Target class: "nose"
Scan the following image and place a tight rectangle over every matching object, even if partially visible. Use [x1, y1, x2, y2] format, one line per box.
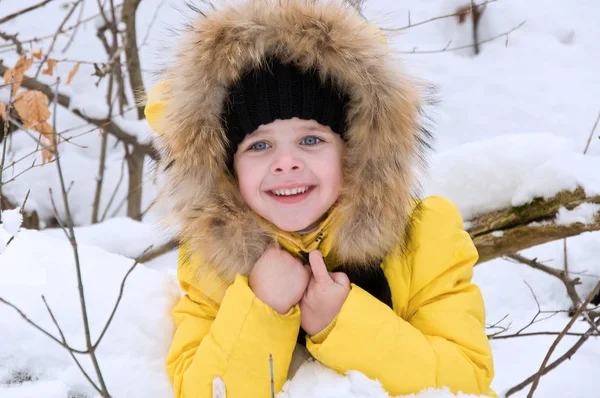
[270, 152, 304, 174]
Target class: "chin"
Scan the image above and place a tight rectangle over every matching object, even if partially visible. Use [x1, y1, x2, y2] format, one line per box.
[271, 216, 317, 233]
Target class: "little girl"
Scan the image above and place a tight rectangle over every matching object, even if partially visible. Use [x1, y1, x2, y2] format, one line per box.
[145, 1, 495, 397]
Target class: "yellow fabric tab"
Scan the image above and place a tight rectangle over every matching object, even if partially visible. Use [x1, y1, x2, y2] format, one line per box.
[144, 80, 169, 135]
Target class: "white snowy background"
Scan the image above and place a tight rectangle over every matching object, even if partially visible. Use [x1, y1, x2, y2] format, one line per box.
[1, 0, 599, 397]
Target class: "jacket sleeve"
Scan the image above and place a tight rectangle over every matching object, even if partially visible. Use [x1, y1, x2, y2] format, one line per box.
[305, 196, 495, 396]
[166, 251, 301, 397]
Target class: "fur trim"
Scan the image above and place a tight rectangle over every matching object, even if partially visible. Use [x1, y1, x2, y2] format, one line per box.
[153, 0, 430, 282]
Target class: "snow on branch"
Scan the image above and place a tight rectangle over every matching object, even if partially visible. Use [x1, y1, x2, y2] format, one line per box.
[470, 187, 600, 263]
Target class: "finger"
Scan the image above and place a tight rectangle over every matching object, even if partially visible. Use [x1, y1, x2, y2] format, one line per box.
[308, 250, 331, 284]
[330, 272, 350, 288]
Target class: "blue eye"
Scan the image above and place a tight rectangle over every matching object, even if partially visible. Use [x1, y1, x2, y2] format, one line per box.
[301, 136, 322, 146]
[250, 141, 270, 151]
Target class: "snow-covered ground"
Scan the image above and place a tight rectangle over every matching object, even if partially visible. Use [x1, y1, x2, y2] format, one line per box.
[1, 0, 599, 397]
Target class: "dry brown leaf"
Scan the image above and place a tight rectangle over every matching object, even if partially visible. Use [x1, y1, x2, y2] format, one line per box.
[3, 56, 34, 95]
[36, 121, 54, 135]
[66, 62, 80, 85]
[456, 5, 471, 24]
[41, 134, 55, 163]
[41, 59, 58, 77]
[0, 102, 6, 121]
[14, 91, 51, 129]
[32, 49, 43, 60]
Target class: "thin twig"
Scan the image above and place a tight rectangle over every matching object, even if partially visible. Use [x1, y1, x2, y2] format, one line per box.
[100, 154, 126, 221]
[0, 4, 124, 51]
[0, 31, 24, 55]
[5, 116, 55, 152]
[1, 157, 57, 187]
[525, 281, 600, 397]
[140, 0, 167, 49]
[0, 297, 88, 354]
[41, 296, 102, 394]
[1, 74, 15, 222]
[51, 77, 110, 395]
[0, 0, 57, 25]
[380, 0, 498, 33]
[136, 240, 178, 263]
[61, 0, 86, 53]
[490, 330, 599, 340]
[48, 187, 69, 239]
[93, 245, 153, 349]
[583, 110, 600, 155]
[399, 21, 526, 54]
[34, 0, 83, 80]
[507, 254, 599, 333]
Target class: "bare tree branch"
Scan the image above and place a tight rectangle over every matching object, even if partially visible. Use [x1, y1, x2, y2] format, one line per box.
[50, 77, 110, 395]
[506, 282, 600, 397]
[380, 0, 498, 33]
[136, 240, 178, 263]
[0, 63, 158, 160]
[0, 31, 24, 55]
[125, 144, 144, 220]
[61, 0, 86, 53]
[122, 0, 146, 119]
[506, 254, 583, 313]
[34, 0, 83, 80]
[1, 74, 14, 220]
[100, 154, 126, 221]
[0, 4, 124, 52]
[0, 0, 57, 25]
[92, 245, 152, 349]
[0, 296, 88, 354]
[399, 21, 525, 54]
[41, 295, 102, 394]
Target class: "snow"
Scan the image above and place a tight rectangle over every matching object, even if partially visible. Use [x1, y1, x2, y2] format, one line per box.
[1, 0, 600, 397]
[280, 362, 482, 398]
[0, 208, 23, 253]
[555, 204, 600, 226]
[41, 217, 174, 259]
[0, 229, 179, 398]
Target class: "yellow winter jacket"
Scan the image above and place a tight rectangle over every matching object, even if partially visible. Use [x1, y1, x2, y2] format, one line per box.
[167, 197, 495, 397]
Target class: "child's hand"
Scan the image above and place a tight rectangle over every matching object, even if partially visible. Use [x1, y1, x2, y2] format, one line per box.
[300, 250, 350, 336]
[249, 244, 311, 314]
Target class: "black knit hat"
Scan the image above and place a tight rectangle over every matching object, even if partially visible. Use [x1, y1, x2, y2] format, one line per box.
[222, 58, 349, 170]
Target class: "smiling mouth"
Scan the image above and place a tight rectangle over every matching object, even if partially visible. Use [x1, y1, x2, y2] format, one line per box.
[266, 185, 315, 202]
[269, 186, 312, 196]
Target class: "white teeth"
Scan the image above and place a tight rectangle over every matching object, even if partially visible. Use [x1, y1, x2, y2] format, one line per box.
[272, 186, 309, 196]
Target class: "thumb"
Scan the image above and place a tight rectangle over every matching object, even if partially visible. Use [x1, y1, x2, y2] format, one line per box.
[308, 250, 331, 284]
[330, 272, 350, 289]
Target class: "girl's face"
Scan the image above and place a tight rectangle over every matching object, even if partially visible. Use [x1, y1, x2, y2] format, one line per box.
[234, 117, 345, 232]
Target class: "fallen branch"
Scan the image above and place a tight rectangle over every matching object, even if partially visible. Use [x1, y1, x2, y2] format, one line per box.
[470, 188, 600, 263]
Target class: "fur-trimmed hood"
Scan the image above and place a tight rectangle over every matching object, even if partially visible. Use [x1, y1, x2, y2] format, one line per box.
[145, 0, 430, 283]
